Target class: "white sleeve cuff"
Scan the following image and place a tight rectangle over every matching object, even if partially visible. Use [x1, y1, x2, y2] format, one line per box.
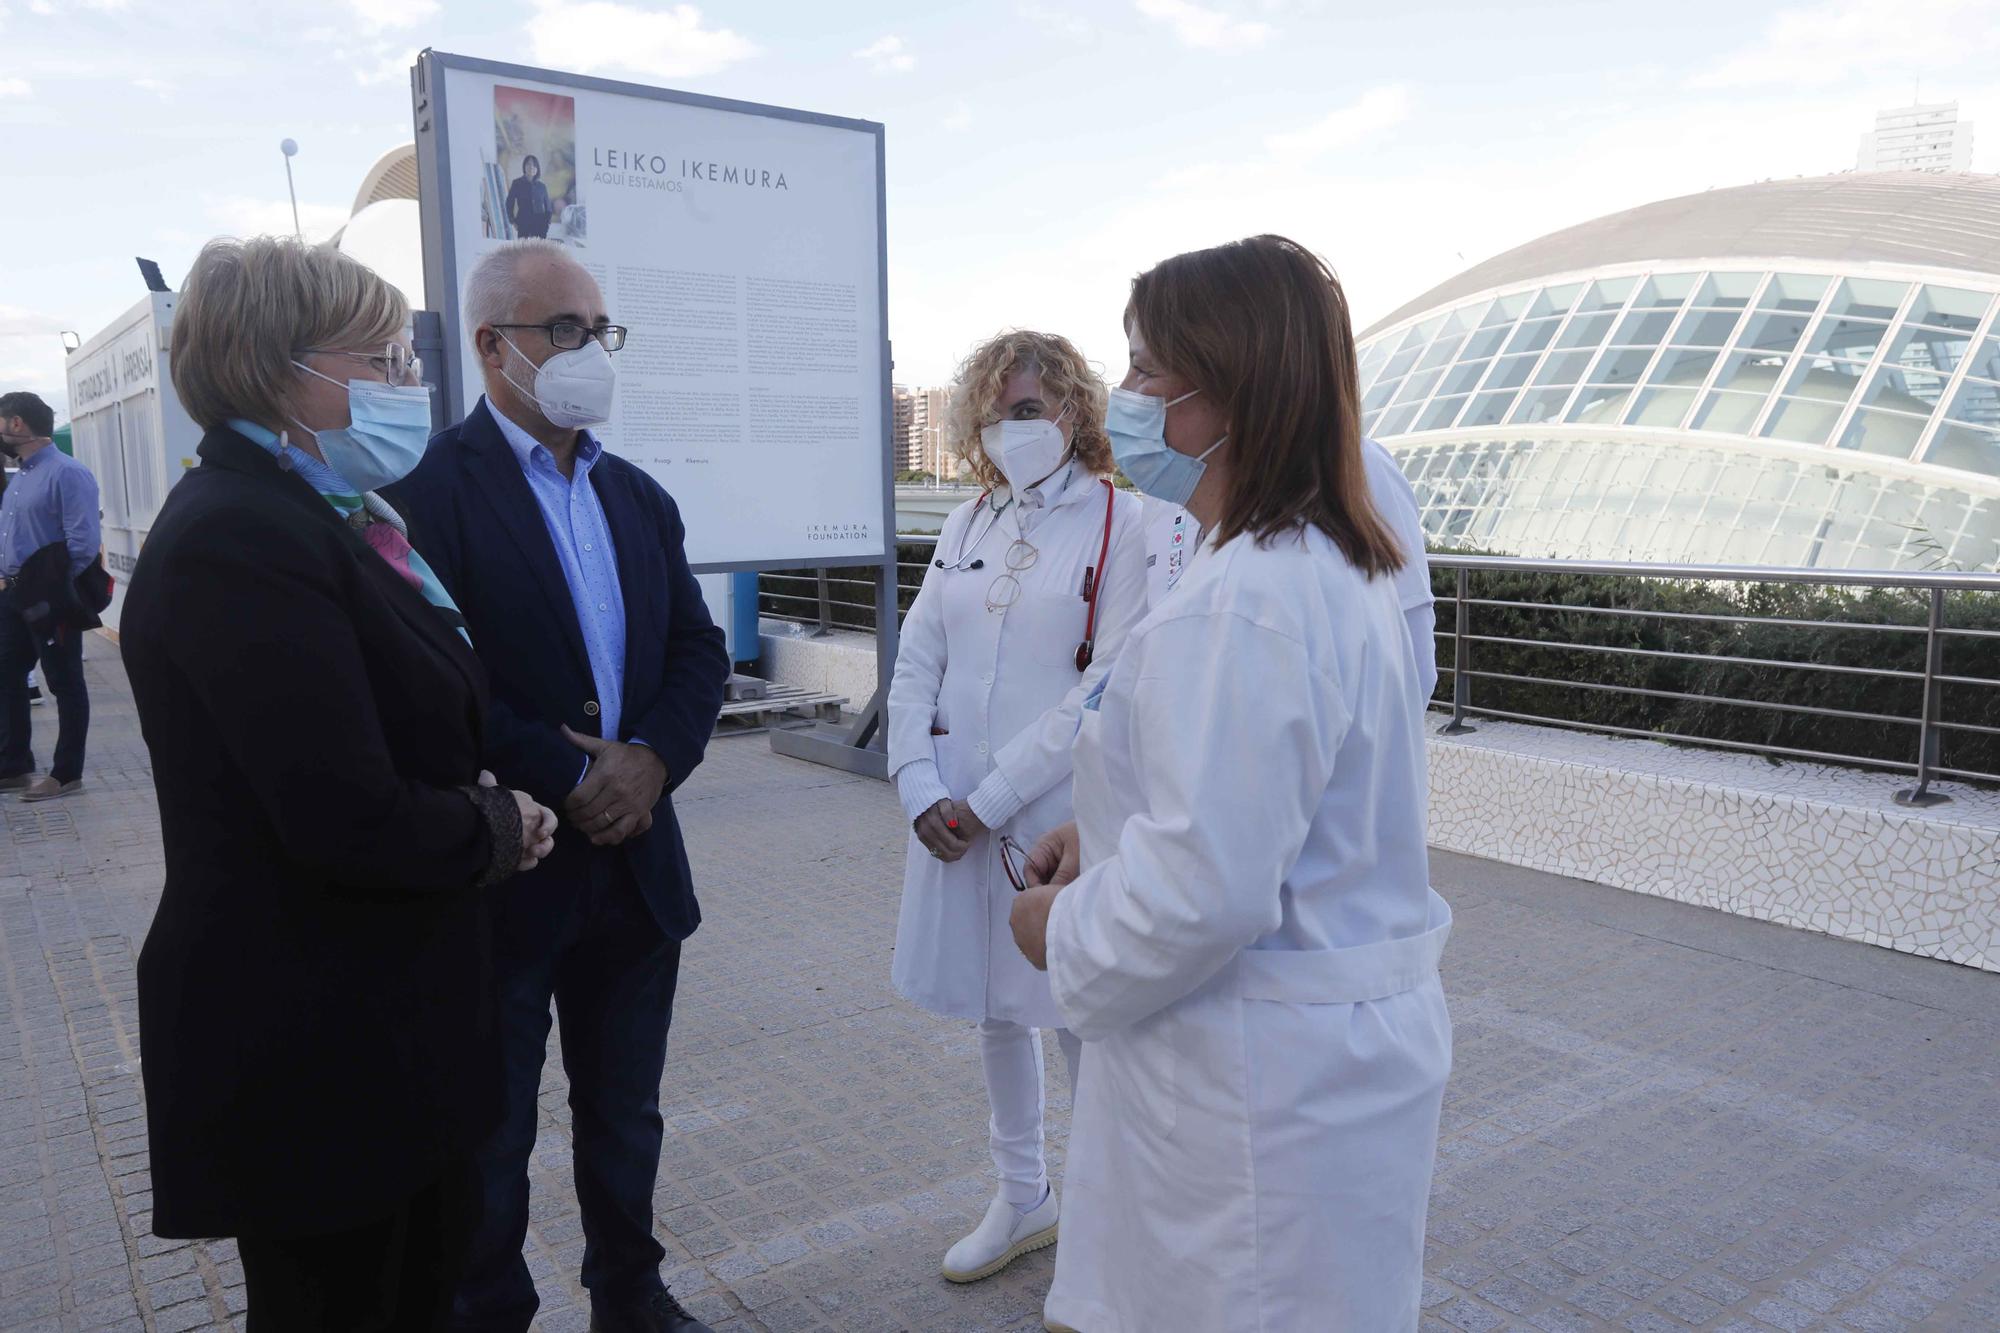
[893, 759, 953, 823]
[966, 768, 1026, 830]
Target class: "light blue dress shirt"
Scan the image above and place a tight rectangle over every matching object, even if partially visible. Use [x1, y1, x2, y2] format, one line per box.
[0, 444, 102, 579]
[488, 400, 628, 752]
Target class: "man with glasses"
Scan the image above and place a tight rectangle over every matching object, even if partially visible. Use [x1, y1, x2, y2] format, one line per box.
[391, 240, 729, 1333]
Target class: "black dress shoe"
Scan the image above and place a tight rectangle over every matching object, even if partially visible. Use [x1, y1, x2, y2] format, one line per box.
[587, 1287, 715, 1333]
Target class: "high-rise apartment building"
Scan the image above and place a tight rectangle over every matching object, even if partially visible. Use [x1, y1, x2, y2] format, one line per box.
[889, 384, 963, 479]
[1858, 102, 1974, 174]
[891, 384, 921, 471]
[916, 387, 955, 479]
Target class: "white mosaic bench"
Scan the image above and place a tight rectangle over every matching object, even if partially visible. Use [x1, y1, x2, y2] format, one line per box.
[1426, 715, 2000, 973]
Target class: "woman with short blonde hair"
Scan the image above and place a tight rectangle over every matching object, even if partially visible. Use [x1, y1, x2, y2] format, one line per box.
[168, 233, 409, 432]
[124, 235, 556, 1327]
[886, 329, 1149, 1284]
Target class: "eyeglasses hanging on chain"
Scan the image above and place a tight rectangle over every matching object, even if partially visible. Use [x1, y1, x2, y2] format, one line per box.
[985, 539, 1039, 613]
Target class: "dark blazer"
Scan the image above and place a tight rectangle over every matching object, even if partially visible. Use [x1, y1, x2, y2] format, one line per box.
[122, 426, 514, 1239]
[389, 398, 730, 941]
[9, 539, 106, 640]
[507, 176, 553, 238]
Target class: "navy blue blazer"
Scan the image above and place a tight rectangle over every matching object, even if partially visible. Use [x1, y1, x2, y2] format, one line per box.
[391, 398, 730, 940]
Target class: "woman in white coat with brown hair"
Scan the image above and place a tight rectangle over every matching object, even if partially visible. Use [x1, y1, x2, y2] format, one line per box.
[888, 329, 1148, 1284]
[1010, 236, 1454, 1333]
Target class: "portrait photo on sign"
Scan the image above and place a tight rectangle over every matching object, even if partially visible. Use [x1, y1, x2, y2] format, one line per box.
[483, 84, 585, 245]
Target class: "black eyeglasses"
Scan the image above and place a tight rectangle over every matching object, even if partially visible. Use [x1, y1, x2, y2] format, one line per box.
[492, 322, 627, 352]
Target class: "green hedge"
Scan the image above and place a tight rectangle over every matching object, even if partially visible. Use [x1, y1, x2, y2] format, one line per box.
[1432, 565, 2000, 781]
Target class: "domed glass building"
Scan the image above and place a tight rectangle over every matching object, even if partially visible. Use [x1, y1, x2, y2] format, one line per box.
[1358, 172, 2000, 569]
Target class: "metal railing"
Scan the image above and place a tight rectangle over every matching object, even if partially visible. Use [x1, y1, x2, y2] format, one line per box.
[761, 542, 2000, 802]
[758, 541, 936, 636]
[1428, 555, 2000, 805]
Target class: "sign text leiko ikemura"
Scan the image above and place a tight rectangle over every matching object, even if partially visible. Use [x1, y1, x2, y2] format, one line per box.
[416, 51, 890, 572]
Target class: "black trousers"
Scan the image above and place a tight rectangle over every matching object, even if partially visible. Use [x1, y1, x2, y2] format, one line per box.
[0, 606, 86, 783]
[451, 865, 683, 1332]
[239, 1163, 478, 1333]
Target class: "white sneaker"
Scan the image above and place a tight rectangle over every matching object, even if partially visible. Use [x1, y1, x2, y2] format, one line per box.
[941, 1189, 1059, 1283]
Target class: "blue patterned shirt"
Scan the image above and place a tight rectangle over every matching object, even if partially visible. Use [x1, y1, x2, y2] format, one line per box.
[488, 399, 628, 748]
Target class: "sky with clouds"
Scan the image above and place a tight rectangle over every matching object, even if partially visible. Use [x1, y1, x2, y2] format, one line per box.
[6, 0, 2000, 420]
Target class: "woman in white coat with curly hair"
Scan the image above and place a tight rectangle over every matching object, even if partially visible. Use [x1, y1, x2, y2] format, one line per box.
[887, 330, 1149, 1284]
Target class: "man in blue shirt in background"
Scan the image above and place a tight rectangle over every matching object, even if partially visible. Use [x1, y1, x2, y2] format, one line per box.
[0, 390, 100, 801]
[393, 241, 729, 1333]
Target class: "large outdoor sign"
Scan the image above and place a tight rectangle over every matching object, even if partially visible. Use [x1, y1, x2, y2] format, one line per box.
[411, 50, 892, 571]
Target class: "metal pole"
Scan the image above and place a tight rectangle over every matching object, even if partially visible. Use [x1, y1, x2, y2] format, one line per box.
[280, 138, 303, 239]
[411, 310, 447, 435]
[813, 568, 832, 638]
[1895, 586, 1950, 807]
[1441, 565, 1476, 736]
[875, 551, 898, 696]
[284, 160, 302, 238]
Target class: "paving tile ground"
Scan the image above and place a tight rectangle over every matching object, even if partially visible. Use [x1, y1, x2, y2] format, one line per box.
[3, 646, 1999, 1331]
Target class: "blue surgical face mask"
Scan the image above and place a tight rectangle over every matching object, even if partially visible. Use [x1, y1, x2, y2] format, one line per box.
[290, 362, 434, 493]
[1106, 385, 1226, 508]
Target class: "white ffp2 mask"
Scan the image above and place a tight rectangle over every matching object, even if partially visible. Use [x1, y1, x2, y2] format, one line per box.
[501, 333, 616, 428]
[981, 403, 1073, 493]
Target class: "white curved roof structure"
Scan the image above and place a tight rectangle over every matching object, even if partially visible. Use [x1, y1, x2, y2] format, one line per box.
[336, 198, 425, 311]
[1366, 172, 2000, 338]
[351, 144, 419, 216]
[333, 145, 424, 311]
[1358, 172, 2000, 571]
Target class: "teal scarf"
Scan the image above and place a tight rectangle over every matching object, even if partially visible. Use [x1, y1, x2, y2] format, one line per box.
[229, 419, 470, 645]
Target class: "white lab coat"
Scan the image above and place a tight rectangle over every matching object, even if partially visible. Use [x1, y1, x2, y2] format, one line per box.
[1364, 438, 1440, 700]
[1143, 439, 1438, 697]
[888, 468, 1150, 1028]
[1044, 524, 1453, 1333]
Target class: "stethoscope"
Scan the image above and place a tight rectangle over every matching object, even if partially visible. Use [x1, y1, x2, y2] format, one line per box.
[932, 469, 1115, 672]
[931, 488, 1012, 573]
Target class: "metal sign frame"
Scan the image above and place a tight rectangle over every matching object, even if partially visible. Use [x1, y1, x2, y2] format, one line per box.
[410, 48, 897, 774]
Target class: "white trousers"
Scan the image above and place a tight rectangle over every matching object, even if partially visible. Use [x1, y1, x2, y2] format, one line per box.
[979, 1018, 1083, 1208]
